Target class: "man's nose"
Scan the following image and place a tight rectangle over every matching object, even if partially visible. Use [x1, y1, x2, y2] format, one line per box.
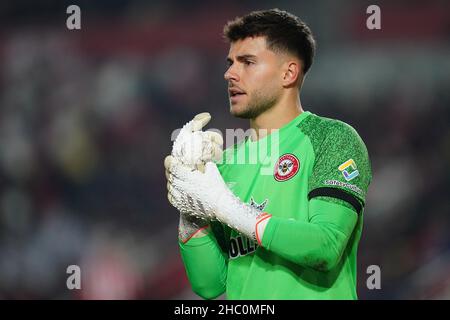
[224, 65, 239, 82]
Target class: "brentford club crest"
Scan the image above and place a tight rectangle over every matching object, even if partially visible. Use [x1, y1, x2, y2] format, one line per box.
[274, 153, 300, 181]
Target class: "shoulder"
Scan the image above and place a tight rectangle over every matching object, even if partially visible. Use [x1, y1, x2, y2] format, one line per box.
[305, 114, 373, 204]
[301, 113, 367, 154]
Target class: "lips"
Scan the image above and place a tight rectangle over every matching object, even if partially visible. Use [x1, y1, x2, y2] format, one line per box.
[229, 88, 246, 105]
[228, 87, 246, 97]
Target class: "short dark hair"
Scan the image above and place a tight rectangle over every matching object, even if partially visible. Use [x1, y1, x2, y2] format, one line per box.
[223, 8, 316, 74]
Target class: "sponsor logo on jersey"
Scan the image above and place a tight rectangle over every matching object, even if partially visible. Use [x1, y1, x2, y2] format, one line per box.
[249, 197, 268, 211]
[274, 153, 300, 181]
[324, 179, 364, 195]
[229, 235, 258, 259]
[338, 159, 359, 181]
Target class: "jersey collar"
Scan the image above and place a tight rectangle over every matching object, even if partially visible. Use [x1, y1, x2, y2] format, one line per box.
[245, 110, 311, 146]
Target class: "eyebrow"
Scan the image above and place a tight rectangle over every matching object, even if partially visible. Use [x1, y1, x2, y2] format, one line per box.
[226, 54, 258, 64]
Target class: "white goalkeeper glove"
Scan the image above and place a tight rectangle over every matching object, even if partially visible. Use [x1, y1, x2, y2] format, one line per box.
[166, 158, 272, 245]
[165, 113, 223, 243]
[171, 112, 222, 170]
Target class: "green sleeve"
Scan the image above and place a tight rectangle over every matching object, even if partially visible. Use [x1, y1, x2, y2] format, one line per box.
[308, 120, 372, 214]
[261, 198, 357, 272]
[179, 229, 228, 299]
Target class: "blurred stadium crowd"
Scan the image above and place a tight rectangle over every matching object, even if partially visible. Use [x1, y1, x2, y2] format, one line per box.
[0, 0, 449, 299]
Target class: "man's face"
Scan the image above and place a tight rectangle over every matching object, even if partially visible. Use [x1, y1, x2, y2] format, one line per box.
[225, 36, 283, 119]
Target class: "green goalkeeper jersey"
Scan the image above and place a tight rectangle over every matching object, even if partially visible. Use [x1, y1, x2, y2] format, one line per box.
[179, 111, 372, 299]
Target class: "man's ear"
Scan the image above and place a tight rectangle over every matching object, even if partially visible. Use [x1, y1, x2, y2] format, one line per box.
[282, 60, 302, 87]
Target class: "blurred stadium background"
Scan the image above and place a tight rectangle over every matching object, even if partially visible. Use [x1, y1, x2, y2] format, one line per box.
[0, 0, 449, 299]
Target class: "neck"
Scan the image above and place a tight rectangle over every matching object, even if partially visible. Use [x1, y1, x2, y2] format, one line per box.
[249, 94, 303, 141]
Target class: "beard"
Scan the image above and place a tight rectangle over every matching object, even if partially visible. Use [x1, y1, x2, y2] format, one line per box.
[230, 89, 279, 119]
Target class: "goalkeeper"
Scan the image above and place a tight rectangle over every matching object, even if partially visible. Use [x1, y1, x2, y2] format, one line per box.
[165, 9, 372, 299]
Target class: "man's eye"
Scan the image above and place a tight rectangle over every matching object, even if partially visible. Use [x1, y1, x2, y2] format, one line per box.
[244, 60, 254, 66]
